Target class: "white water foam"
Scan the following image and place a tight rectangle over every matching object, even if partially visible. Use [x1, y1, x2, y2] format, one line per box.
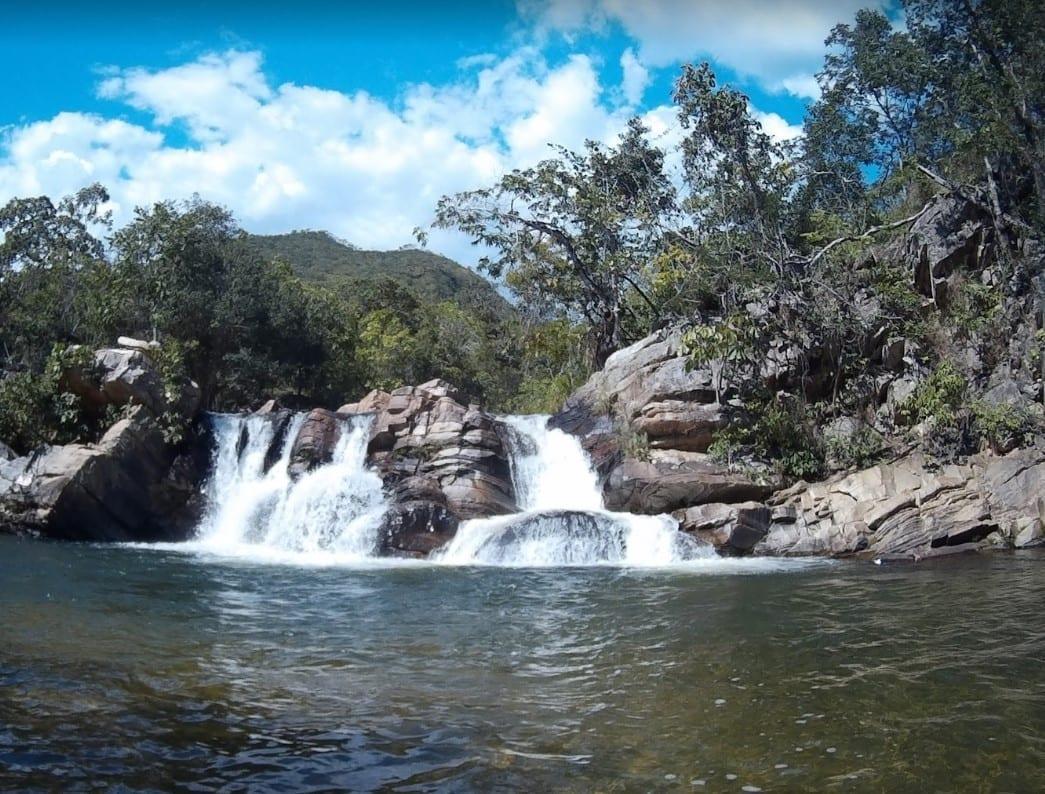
[140, 410, 827, 573]
[436, 415, 713, 566]
[180, 412, 388, 564]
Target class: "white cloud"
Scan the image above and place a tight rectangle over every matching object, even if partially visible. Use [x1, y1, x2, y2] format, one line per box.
[0, 49, 654, 264]
[522, 0, 887, 96]
[620, 48, 649, 106]
[752, 110, 803, 142]
[0, 44, 804, 266]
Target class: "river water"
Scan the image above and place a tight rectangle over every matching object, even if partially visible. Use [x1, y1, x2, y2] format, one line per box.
[2, 539, 1044, 791]
[2, 413, 1045, 790]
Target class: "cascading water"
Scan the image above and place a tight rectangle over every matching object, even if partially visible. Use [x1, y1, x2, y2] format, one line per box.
[178, 411, 710, 567]
[436, 415, 710, 566]
[188, 412, 388, 563]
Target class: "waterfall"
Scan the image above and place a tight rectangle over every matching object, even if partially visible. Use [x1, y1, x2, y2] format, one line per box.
[190, 412, 388, 563]
[436, 415, 710, 566]
[179, 411, 709, 567]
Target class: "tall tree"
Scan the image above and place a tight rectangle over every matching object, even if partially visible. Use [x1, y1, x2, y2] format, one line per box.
[431, 119, 674, 365]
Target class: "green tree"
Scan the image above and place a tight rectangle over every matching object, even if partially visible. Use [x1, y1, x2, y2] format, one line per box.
[432, 118, 674, 366]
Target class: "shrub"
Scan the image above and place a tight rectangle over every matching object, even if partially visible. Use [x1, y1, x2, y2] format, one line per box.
[900, 361, 966, 426]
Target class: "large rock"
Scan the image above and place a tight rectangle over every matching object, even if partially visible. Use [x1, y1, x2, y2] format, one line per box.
[0, 406, 204, 541]
[550, 329, 725, 484]
[754, 447, 1045, 559]
[341, 381, 516, 532]
[287, 408, 342, 479]
[604, 450, 771, 514]
[64, 344, 201, 421]
[675, 501, 772, 554]
[905, 194, 992, 305]
[379, 476, 459, 557]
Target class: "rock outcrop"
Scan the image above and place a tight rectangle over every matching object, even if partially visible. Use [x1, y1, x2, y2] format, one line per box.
[338, 379, 516, 552]
[605, 450, 770, 514]
[0, 406, 203, 541]
[674, 447, 1044, 559]
[0, 341, 206, 541]
[65, 345, 200, 422]
[287, 408, 343, 478]
[551, 329, 768, 514]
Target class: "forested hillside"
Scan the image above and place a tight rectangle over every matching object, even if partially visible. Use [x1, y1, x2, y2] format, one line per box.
[243, 231, 513, 317]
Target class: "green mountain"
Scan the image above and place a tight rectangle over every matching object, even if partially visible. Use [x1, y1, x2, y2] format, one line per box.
[244, 230, 512, 315]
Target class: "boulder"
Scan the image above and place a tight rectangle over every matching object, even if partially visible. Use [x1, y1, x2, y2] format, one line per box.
[604, 450, 771, 514]
[64, 345, 200, 421]
[359, 381, 516, 525]
[550, 329, 724, 479]
[379, 476, 459, 557]
[675, 501, 771, 554]
[0, 406, 203, 541]
[287, 408, 342, 479]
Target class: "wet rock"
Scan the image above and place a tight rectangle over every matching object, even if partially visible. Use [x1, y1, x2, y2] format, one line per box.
[287, 408, 342, 479]
[359, 381, 516, 524]
[675, 501, 771, 554]
[379, 476, 459, 557]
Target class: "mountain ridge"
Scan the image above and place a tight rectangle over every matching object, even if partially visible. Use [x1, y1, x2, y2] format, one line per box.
[243, 230, 512, 315]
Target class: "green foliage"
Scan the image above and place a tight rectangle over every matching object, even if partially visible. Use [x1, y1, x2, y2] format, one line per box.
[709, 396, 825, 481]
[151, 340, 193, 445]
[970, 400, 1034, 452]
[682, 313, 758, 401]
[356, 308, 419, 392]
[243, 231, 513, 318]
[615, 422, 651, 463]
[0, 345, 94, 453]
[901, 361, 967, 426]
[432, 117, 673, 366]
[826, 426, 885, 470]
[945, 278, 1000, 337]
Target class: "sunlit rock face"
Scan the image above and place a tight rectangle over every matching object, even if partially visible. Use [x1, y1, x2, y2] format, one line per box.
[341, 379, 516, 522]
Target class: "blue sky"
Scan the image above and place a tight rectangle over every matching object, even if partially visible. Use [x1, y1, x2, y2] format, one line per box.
[0, 0, 888, 263]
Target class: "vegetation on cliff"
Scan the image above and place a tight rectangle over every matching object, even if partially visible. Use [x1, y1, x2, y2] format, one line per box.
[432, 0, 1045, 477]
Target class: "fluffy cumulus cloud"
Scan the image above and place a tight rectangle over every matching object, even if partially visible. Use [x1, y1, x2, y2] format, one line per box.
[521, 0, 889, 98]
[0, 44, 804, 263]
[0, 49, 661, 262]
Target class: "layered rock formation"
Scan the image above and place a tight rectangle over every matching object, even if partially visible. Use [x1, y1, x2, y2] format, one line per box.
[550, 329, 770, 515]
[672, 446, 1045, 559]
[340, 379, 516, 556]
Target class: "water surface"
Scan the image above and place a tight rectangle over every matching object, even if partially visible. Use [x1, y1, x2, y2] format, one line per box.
[2, 538, 1043, 791]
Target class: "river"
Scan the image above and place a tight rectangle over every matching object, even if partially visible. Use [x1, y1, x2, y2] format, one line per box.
[2, 539, 1043, 791]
